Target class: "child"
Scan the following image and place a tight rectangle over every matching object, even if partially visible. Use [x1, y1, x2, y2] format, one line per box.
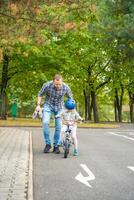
[57, 98, 82, 156]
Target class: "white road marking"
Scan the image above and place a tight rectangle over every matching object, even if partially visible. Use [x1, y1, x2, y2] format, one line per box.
[128, 166, 134, 172]
[116, 131, 134, 136]
[75, 164, 95, 188]
[129, 133, 134, 136]
[108, 132, 134, 141]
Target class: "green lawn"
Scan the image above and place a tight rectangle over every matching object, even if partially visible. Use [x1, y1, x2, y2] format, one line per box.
[0, 118, 120, 128]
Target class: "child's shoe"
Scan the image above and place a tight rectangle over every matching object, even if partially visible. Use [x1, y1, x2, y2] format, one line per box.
[73, 149, 79, 156]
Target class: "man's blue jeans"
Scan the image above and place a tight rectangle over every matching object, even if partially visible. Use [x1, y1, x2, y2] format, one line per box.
[42, 104, 61, 147]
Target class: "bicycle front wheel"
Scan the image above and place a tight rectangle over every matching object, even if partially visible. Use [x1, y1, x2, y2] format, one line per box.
[64, 139, 69, 158]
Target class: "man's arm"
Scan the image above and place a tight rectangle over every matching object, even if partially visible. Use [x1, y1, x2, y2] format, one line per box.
[36, 96, 42, 111]
[36, 82, 49, 111]
[38, 82, 49, 97]
[37, 96, 42, 106]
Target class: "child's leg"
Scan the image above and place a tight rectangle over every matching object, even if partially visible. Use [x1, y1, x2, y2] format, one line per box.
[71, 126, 78, 150]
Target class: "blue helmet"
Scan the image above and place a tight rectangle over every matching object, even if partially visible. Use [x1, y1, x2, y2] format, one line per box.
[65, 98, 76, 110]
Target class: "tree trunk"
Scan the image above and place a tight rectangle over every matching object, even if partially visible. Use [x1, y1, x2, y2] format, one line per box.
[129, 92, 134, 123]
[119, 84, 124, 122]
[83, 89, 90, 120]
[0, 53, 9, 120]
[130, 103, 134, 123]
[83, 89, 92, 121]
[87, 94, 92, 120]
[114, 85, 124, 123]
[83, 89, 88, 120]
[91, 90, 99, 123]
[114, 99, 118, 122]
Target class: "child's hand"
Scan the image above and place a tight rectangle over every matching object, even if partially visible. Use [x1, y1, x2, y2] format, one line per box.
[63, 120, 68, 125]
[77, 118, 83, 123]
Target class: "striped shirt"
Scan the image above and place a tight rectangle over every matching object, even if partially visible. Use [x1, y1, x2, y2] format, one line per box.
[38, 81, 72, 111]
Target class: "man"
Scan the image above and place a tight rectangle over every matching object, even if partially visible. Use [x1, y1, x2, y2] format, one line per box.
[36, 74, 73, 154]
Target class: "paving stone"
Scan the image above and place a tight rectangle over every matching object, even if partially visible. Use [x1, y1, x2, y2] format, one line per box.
[0, 128, 30, 200]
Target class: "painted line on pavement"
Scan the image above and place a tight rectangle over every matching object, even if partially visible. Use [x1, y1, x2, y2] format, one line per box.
[129, 133, 134, 136]
[108, 132, 134, 141]
[116, 132, 134, 136]
[75, 164, 95, 188]
[127, 166, 134, 172]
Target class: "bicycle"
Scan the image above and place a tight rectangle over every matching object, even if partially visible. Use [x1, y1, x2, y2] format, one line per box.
[61, 120, 81, 158]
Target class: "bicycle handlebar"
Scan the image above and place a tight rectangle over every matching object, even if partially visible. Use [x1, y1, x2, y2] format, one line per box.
[62, 119, 83, 125]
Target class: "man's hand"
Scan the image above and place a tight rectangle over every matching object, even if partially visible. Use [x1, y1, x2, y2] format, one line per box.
[36, 105, 41, 112]
[33, 107, 43, 119]
[55, 114, 60, 119]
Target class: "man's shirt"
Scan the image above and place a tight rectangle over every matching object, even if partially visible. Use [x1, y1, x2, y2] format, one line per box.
[38, 81, 72, 111]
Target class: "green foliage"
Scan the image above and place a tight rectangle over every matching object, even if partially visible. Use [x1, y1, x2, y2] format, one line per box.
[0, 0, 134, 121]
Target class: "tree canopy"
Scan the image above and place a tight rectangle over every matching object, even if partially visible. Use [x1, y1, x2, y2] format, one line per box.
[0, 0, 134, 122]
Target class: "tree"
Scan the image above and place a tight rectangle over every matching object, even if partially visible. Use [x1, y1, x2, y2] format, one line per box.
[95, 0, 134, 122]
[0, 0, 98, 119]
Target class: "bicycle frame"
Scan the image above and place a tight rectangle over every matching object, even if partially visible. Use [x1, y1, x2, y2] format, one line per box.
[62, 124, 74, 158]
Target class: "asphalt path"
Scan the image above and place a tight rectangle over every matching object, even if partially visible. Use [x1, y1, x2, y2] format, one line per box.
[29, 125, 134, 200]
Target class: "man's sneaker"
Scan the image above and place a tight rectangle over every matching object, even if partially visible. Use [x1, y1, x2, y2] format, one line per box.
[53, 146, 56, 152]
[73, 149, 79, 156]
[54, 146, 60, 154]
[44, 144, 51, 153]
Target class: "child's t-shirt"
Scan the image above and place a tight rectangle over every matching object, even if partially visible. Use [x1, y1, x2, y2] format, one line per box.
[59, 109, 82, 121]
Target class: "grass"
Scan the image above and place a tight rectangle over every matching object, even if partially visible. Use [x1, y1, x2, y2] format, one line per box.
[0, 118, 42, 126]
[0, 117, 120, 128]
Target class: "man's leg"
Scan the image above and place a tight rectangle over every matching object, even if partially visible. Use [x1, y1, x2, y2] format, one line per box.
[42, 105, 51, 153]
[53, 112, 62, 153]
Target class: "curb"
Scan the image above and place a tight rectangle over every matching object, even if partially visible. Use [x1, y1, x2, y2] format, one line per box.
[28, 131, 33, 200]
